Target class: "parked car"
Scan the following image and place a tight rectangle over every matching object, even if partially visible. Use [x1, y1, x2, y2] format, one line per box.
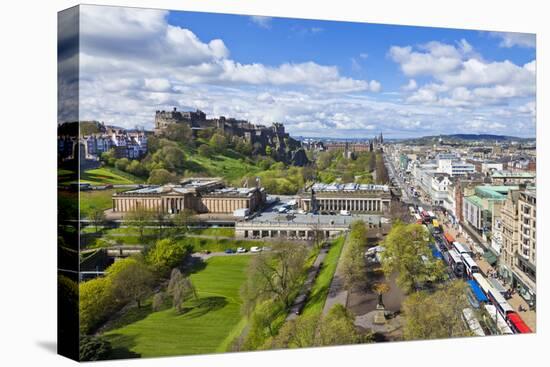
[261, 246, 272, 252]
[250, 246, 262, 253]
[224, 248, 235, 254]
[236, 247, 247, 253]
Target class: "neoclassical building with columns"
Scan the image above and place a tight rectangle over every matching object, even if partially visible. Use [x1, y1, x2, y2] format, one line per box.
[112, 178, 266, 215]
[298, 182, 392, 214]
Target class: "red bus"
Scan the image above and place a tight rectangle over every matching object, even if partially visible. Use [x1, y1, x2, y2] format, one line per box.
[507, 312, 532, 334]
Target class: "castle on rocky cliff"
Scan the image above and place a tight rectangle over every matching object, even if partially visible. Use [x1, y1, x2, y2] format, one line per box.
[154, 107, 309, 166]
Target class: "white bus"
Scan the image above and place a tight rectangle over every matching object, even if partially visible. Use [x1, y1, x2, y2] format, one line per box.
[483, 304, 513, 335]
[448, 249, 465, 278]
[452, 242, 473, 257]
[487, 286, 514, 316]
[462, 308, 485, 336]
[461, 253, 480, 278]
[473, 273, 493, 295]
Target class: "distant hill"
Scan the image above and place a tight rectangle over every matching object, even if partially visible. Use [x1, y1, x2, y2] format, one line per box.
[399, 134, 535, 144]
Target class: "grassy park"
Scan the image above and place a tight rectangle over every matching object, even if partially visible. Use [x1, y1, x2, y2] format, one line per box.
[104, 255, 251, 358]
[81, 167, 144, 185]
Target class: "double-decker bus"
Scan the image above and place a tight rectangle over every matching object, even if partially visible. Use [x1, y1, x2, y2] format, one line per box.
[447, 249, 465, 278]
[461, 253, 480, 278]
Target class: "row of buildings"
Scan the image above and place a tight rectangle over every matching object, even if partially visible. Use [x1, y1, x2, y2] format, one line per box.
[112, 178, 266, 215]
[57, 123, 148, 161]
[80, 128, 148, 160]
[113, 179, 392, 216]
[388, 142, 536, 307]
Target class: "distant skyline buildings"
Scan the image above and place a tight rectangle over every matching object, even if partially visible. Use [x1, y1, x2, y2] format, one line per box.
[72, 5, 536, 138]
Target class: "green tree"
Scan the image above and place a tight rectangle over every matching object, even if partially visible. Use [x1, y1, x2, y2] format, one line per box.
[126, 159, 148, 177]
[146, 238, 190, 275]
[243, 299, 285, 350]
[79, 335, 112, 361]
[317, 304, 363, 346]
[402, 280, 471, 340]
[152, 291, 165, 312]
[125, 207, 154, 241]
[79, 276, 114, 333]
[114, 157, 129, 171]
[110, 257, 155, 308]
[341, 221, 368, 294]
[268, 313, 319, 349]
[89, 207, 106, 233]
[241, 241, 308, 313]
[164, 123, 193, 144]
[198, 143, 212, 157]
[100, 148, 117, 166]
[147, 168, 177, 185]
[209, 133, 227, 153]
[167, 268, 198, 313]
[172, 208, 196, 233]
[380, 222, 446, 293]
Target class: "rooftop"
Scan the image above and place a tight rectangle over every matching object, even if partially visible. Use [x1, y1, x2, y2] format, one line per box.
[492, 170, 535, 178]
[310, 182, 389, 192]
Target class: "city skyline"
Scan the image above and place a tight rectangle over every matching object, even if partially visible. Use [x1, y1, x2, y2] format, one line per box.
[74, 5, 536, 138]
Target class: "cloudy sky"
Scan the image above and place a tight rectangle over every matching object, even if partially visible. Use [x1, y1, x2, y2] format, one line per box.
[71, 5, 536, 138]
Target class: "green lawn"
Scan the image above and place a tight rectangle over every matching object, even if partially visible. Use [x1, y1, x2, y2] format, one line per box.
[79, 189, 118, 218]
[182, 144, 261, 184]
[104, 255, 251, 358]
[80, 167, 144, 185]
[301, 236, 345, 317]
[188, 227, 235, 237]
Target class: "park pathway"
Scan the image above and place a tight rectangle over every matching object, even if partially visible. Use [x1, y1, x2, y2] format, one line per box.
[286, 247, 329, 321]
[322, 233, 350, 315]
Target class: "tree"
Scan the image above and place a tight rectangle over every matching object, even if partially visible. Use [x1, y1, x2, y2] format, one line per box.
[164, 123, 193, 144]
[375, 152, 389, 184]
[241, 241, 308, 313]
[380, 222, 446, 293]
[242, 299, 286, 350]
[126, 159, 148, 177]
[89, 207, 106, 233]
[79, 335, 112, 361]
[114, 157, 129, 171]
[198, 143, 212, 157]
[152, 291, 165, 312]
[125, 207, 153, 241]
[167, 268, 198, 313]
[172, 208, 195, 233]
[340, 221, 368, 294]
[209, 133, 228, 153]
[317, 304, 363, 346]
[100, 148, 117, 166]
[110, 257, 155, 308]
[402, 280, 471, 340]
[268, 313, 319, 349]
[79, 276, 114, 333]
[153, 210, 169, 238]
[147, 168, 177, 185]
[146, 238, 190, 276]
[372, 282, 390, 307]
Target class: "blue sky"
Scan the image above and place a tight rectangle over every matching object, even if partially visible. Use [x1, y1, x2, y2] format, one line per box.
[74, 5, 536, 138]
